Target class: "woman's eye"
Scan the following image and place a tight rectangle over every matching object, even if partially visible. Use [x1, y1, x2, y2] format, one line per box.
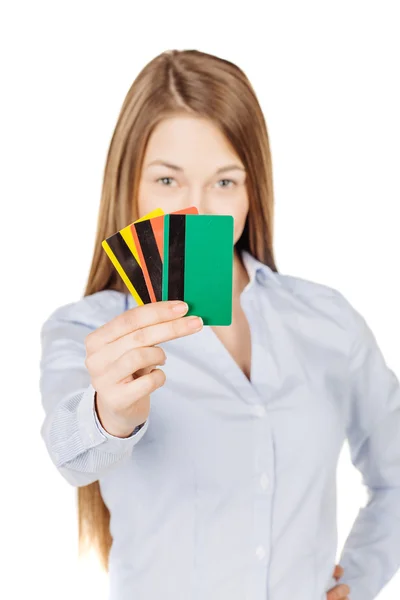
[217, 179, 236, 188]
[156, 177, 175, 186]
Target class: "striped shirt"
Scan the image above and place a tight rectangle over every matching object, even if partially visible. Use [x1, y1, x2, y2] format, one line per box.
[39, 250, 400, 600]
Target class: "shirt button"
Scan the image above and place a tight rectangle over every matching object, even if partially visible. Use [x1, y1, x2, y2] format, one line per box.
[260, 473, 269, 490]
[255, 545, 266, 560]
[253, 405, 266, 417]
[256, 271, 267, 285]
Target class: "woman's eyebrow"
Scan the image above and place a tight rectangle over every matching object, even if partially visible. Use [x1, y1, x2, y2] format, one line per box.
[146, 160, 245, 174]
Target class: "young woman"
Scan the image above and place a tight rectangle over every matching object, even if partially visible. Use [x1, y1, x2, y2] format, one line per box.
[39, 49, 400, 600]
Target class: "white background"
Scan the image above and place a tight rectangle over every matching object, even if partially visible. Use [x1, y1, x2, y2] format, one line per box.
[1, 1, 399, 598]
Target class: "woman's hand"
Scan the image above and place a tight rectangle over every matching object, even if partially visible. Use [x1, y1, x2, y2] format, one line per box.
[84, 300, 203, 437]
[327, 564, 350, 599]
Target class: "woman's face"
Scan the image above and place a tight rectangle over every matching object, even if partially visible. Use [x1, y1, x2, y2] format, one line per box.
[137, 115, 249, 244]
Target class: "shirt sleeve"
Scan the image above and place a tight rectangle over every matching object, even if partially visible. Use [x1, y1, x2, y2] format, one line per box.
[39, 298, 149, 488]
[337, 295, 400, 600]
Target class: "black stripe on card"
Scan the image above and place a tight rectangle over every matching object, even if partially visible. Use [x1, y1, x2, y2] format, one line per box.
[134, 219, 163, 301]
[167, 214, 186, 301]
[106, 231, 151, 304]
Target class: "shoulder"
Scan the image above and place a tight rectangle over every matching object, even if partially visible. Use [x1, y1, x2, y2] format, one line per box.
[41, 289, 129, 333]
[274, 270, 339, 299]
[273, 270, 346, 308]
[271, 270, 361, 342]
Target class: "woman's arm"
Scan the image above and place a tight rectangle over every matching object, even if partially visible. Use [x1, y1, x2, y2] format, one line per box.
[39, 297, 149, 487]
[336, 293, 400, 600]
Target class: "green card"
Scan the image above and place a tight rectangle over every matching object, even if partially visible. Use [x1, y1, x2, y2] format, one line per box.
[162, 214, 234, 325]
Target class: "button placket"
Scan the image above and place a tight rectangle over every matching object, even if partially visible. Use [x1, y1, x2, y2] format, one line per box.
[260, 472, 269, 490]
[247, 400, 275, 599]
[243, 281, 277, 599]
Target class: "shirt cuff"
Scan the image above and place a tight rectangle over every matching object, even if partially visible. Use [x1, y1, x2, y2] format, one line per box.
[93, 397, 146, 438]
[76, 382, 149, 455]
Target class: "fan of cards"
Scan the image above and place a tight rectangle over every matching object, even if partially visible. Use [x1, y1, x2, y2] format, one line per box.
[102, 206, 234, 325]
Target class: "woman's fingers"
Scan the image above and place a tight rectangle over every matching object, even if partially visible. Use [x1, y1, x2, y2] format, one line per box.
[117, 368, 167, 406]
[86, 314, 202, 374]
[94, 346, 166, 387]
[134, 364, 159, 379]
[122, 315, 203, 350]
[328, 566, 349, 600]
[333, 564, 344, 580]
[326, 583, 350, 600]
[85, 300, 190, 351]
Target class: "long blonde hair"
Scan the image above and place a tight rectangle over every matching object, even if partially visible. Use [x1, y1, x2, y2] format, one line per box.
[80, 48, 279, 572]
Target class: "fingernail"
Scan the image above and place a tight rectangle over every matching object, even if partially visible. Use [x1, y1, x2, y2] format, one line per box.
[187, 316, 203, 330]
[171, 302, 189, 314]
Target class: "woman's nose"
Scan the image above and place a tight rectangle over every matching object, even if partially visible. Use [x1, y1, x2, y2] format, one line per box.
[185, 192, 206, 214]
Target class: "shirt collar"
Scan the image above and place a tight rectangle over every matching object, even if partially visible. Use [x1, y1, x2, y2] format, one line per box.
[241, 249, 281, 290]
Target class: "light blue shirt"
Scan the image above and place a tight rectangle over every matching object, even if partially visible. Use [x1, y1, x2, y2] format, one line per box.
[39, 250, 400, 600]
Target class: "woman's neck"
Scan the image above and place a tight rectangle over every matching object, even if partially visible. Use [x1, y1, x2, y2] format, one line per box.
[232, 249, 250, 302]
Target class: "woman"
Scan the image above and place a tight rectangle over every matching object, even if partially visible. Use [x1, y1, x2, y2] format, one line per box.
[39, 49, 400, 600]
